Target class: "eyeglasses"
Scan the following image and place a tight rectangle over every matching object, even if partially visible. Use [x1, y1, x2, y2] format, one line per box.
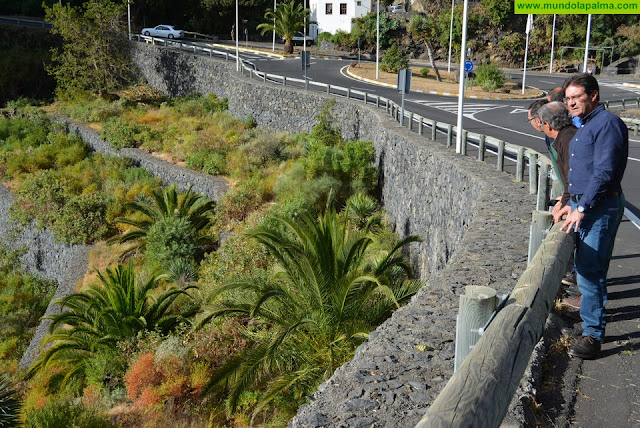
[563, 92, 586, 103]
[526, 117, 539, 123]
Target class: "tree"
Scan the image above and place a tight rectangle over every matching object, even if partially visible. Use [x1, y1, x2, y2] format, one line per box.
[198, 196, 422, 423]
[43, 0, 132, 98]
[28, 260, 196, 386]
[112, 185, 216, 264]
[256, 0, 310, 54]
[407, 13, 442, 82]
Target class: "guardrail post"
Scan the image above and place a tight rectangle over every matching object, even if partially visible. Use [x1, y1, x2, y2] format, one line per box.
[622, 99, 626, 110]
[528, 210, 553, 265]
[408, 112, 414, 130]
[516, 146, 526, 182]
[636, 97, 639, 107]
[497, 140, 505, 171]
[347, 88, 351, 99]
[376, 96, 380, 108]
[461, 131, 468, 156]
[386, 101, 390, 114]
[264, 72, 267, 83]
[536, 163, 550, 211]
[431, 120, 437, 141]
[327, 84, 331, 95]
[193, 46, 197, 53]
[225, 53, 229, 61]
[529, 152, 538, 195]
[447, 124, 453, 148]
[283, 77, 286, 87]
[635, 124, 639, 136]
[418, 117, 423, 135]
[478, 135, 486, 161]
[364, 93, 368, 104]
[453, 286, 497, 373]
[305, 78, 308, 90]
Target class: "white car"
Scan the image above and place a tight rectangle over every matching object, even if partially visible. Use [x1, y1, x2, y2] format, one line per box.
[283, 32, 314, 47]
[387, 4, 404, 12]
[141, 25, 184, 39]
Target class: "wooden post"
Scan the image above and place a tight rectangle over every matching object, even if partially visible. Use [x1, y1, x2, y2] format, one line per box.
[454, 286, 497, 373]
[497, 141, 505, 172]
[417, 223, 574, 428]
[447, 124, 453, 148]
[528, 210, 553, 265]
[529, 153, 538, 195]
[478, 135, 486, 161]
[516, 147, 525, 182]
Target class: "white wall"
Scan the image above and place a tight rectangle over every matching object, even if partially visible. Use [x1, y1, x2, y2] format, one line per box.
[309, 0, 372, 35]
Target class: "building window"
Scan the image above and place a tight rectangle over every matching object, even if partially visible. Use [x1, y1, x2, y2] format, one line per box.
[340, 3, 347, 14]
[356, 0, 361, 5]
[326, 3, 332, 14]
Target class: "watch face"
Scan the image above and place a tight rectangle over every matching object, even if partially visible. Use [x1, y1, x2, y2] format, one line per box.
[578, 205, 585, 213]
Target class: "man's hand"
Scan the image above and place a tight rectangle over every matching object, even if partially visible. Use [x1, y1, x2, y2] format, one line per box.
[560, 208, 584, 233]
[552, 202, 571, 223]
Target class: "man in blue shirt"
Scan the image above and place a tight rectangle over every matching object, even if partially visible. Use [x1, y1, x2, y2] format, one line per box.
[560, 73, 628, 359]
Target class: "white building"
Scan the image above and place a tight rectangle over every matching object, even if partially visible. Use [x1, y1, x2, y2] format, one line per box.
[308, 0, 377, 39]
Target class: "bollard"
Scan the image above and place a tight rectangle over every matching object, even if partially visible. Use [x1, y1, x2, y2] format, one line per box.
[431, 120, 437, 141]
[529, 152, 538, 195]
[497, 140, 505, 171]
[527, 210, 554, 265]
[516, 146, 525, 182]
[478, 135, 486, 161]
[447, 124, 453, 148]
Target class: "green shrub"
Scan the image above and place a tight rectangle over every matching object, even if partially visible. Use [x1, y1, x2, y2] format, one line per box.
[145, 216, 199, 267]
[24, 399, 116, 428]
[51, 192, 111, 244]
[317, 31, 332, 42]
[380, 43, 408, 73]
[186, 151, 227, 175]
[102, 117, 151, 149]
[420, 68, 430, 77]
[474, 62, 505, 91]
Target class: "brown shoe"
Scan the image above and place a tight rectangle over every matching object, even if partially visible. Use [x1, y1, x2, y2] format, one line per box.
[561, 325, 583, 337]
[562, 294, 581, 310]
[568, 335, 601, 359]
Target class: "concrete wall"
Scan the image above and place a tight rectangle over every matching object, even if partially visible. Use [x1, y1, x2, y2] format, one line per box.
[130, 42, 537, 426]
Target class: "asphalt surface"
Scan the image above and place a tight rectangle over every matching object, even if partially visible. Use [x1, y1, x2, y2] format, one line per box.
[215, 40, 640, 427]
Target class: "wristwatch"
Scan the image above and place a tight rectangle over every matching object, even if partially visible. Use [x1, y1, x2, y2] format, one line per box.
[577, 205, 585, 213]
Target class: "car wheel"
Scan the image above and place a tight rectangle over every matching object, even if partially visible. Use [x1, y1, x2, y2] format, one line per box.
[144, 31, 150, 36]
[168, 34, 174, 39]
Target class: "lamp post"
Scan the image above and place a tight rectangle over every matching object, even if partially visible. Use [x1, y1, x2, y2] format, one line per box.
[235, 0, 239, 72]
[447, 0, 454, 72]
[522, 14, 533, 95]
[455, 0, 469, 154]
[376, 1, 380, 79]
[549, 14, 556, 73]
[127, 0, 131, 40]
[583, 14, 592, 72]
[272, 0, 276, 51]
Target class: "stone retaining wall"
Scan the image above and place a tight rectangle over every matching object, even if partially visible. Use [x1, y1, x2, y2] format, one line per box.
[130, 42, 538, 426]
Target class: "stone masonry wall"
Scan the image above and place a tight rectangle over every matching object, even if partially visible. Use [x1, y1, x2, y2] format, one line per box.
[130, 42, 537, 426]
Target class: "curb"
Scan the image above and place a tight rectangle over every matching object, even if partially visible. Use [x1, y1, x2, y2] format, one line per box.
[209, 43, 341, 60]
[622, 82, 640, 89]
[346, 66, 544, 100]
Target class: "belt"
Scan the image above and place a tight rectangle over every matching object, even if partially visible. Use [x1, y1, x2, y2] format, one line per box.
[570, 191, 620, 203]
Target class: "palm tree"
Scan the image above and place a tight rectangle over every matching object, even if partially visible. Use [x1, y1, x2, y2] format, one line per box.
[407, 13, 443, 82]
[257, 0, 310, 54]
[0, 376, 20, 427]
[198, 196, 422, 423]
[111, 185, 216, 261]
[28, 260, 196, 386]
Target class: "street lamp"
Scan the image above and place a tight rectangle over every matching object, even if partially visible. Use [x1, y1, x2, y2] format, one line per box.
[235, 0, 239, 71]
[447, 0, 454, 72]
[376, 1, 380, 79]
[583, 14, 592, 72]
[127, 0, 131, 40]
[455, 0, 469, 154]
[272, 0, 276, 52]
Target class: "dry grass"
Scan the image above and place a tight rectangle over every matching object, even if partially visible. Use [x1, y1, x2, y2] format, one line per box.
[76, 241, 130, 292]
[349, 62, 545, 99]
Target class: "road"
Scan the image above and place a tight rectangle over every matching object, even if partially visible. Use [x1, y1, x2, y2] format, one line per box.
[227, 48, 640, 221]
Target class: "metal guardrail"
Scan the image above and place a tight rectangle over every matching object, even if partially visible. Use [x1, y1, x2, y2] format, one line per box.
[0, 16, 51, 28]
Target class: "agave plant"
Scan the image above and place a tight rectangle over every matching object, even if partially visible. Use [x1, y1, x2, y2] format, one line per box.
[199, 196, 422, 422]
[0, 376, 20, 427]
[28, 260, 196, 386]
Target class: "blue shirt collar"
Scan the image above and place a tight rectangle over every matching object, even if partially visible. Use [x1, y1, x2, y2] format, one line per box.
[578, 103, 605, 126]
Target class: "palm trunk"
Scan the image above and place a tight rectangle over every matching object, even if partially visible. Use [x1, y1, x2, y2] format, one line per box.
[425, 41, 442, 82]
[284, 38, 294, 54]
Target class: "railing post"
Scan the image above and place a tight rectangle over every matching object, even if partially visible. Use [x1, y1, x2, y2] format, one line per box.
[516, 146, 526, 182]
[264, 72, 267, 83]
[347, 88, 351, 99]
[386, 101, 390, 114]
[431, 120, 437, 141]
[528, 210, 554, 265]
[418, 117, 423, 135]
[622, 99, 626, 110]
[635, 123, 639, 136]
[536, 162, 550, 211]
[529, 152, 539, 195]
[636, 97, 639, 107]
[461, 130, 468, 156]
[497, 140, 505, 171]
[408, 112, 414, 130]
[283, 77, 286, 86]
[364, 93, 368, 104]
[376, 96, 380, 108]
[327, 84, 331, 95]
[447, 124, 453, 148]
[478, 135, 486, 161]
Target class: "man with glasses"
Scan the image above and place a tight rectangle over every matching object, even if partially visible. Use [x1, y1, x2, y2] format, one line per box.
[560, 73, 628, 359]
